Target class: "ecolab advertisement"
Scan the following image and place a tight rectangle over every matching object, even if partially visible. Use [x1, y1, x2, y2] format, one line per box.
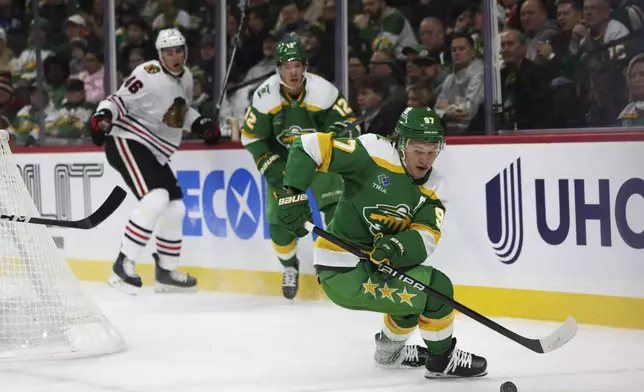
[11, 140, 644, 300]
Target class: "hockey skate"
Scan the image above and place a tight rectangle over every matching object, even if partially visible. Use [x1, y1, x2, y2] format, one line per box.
[108, 252, 143, 295]
[374, 332, 428, 368]
[424, 338, 487, 378]
[281, 261, 299, 300]
[152, 253, 197, 293]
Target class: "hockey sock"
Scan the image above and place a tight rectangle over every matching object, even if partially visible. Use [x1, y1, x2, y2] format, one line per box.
[382, 313, 418, 342]
[320, 203, 337, 226]
[121, 188, 170, 261]
[154, 199, 186, 271]
[269, 224, 298, 268]
[419, 268, 455, 355]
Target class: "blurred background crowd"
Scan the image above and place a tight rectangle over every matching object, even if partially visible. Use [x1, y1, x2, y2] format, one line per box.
[0, 0, 643, 146]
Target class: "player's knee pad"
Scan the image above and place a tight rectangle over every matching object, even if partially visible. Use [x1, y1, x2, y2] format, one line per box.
[160, 199, 186, 227]
[138, 188, 170, 219]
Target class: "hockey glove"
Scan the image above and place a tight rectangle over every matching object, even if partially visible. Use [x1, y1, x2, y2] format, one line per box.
[90, 109, 113, 146]
[273, 188, 312, 238]
[370, 233, 405, 266]
[257, 153, 286, 188]
[191, 116, 221, 145]
[328, 120, 357, 138]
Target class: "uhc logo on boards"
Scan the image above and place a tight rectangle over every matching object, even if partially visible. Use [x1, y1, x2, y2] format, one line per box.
[485, 158, 644, 264]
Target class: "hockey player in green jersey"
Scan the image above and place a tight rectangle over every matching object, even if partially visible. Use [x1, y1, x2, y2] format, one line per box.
[241, 36, 358, 300]
[273, 107, 488, 378]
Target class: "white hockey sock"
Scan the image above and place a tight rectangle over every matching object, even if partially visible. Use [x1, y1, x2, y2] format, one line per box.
[154, 199, 185, 271]
[120, 189, 170, 261]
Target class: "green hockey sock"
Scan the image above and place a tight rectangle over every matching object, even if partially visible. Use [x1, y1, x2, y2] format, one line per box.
[419, 268, 455, 355]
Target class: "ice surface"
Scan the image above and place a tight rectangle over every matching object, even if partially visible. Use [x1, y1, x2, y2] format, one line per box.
[0, 283, 642, 392]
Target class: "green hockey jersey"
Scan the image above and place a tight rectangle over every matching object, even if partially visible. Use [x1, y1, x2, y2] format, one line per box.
[241, 72, 358, 166]
[284, 132, 448, 269]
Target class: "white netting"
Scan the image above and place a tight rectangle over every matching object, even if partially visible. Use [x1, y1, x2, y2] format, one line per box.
[0, 130, 125, 361]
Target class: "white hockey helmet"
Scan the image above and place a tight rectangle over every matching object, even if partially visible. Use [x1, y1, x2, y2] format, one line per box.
[155, 28, 187, 75]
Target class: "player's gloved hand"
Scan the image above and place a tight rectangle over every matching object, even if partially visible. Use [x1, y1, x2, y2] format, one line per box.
[370, 233, 404, 265]
[257, 153, 285, 188]
[328, 120, 356, 138]
[191, 116, 221, 145]
[273, 187, 312, 238]
[90, 109, 113, 146]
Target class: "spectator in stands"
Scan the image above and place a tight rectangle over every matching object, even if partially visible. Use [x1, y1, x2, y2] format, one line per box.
[56, 14, 87, 63]
[275, 1, 310, 39]
[413, 50, 449, 94]
[45, 78, 95, 139]
[151, 0, 191, 32]
[402, 44, 425, 84]
[368, 50, 406, 99]
[118, 16, 155, 75]
[38, 0, 67, 48]
[536, 0, 583, 78]
[348, 54, 367, 110]
[436, 32, 484, 135]
[301, 24, 334, 80]
[499, 29, 554, 130]
[236, 7, 270, 75]
[519, 0, 558, 63]
[13, 19, 53, 84]
[0, 71, 14, 130]
[190, 67, 212, 114]
[586, 66, 628, 127]
[354, 0, 418, 61]
[12, 81, 54, 146]
[417, 17, 450, 64]
[357, 74, 402, 136]
[407, 82, 437, 108]
[75, 49, 105, 104]
[43, 54, 70, 109]
[196, 35, 215, 95]
[242, 34, 278, 87]
[618, 53, 644, 127]
[69, 40, 86, 75]
[0, 27, 15, 72]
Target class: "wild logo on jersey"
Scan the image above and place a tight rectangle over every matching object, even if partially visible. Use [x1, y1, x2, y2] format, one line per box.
[363, 204, 413, 236]
[277, 125, 316, 148]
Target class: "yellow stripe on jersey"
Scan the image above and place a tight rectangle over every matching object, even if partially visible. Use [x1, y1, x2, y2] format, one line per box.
[409, 223, 441, 245]
[418, 186, 438, 200]
[268, 102, 287, 115]
[317, 132, 333, 172]
[371, 157, 406, 174]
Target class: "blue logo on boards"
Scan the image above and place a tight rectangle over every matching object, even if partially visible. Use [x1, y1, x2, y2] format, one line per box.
[485, 158, 524, 265]
[177, 168, 324, 240]
[485, 158, 644, 264]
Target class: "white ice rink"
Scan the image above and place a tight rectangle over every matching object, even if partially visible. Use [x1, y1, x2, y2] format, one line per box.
[1, 283, 643, 392]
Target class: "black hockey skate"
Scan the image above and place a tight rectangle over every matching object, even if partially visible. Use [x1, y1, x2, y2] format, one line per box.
[281, 260, 299, 300]
[152, 253, 197, 293]
[374, 332, 428, 368]
[424, 338, 487, 378]
[107, 252, 143, 295]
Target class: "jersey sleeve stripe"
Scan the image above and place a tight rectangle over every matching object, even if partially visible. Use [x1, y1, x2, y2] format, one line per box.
[418, 186, 438, 200]
[113, 120, 174, 158]
[409, 223, 441, 252]
[108, 96, 126, 117]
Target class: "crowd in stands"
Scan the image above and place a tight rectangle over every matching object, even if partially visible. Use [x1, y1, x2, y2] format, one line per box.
[0, 0, 642, 146]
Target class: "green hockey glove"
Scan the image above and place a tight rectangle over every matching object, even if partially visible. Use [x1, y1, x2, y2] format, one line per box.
[257, 153, 286, 188]
[369, 233, 404, 265]
[273, 188, 312, 238]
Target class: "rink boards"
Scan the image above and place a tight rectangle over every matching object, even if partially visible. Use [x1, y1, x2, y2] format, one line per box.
[10, 133, 644, 329]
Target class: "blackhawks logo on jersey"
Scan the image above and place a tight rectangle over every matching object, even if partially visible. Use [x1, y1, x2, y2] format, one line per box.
[363, 204, 413, 236]
[144, 64, 160, 74]
[276, 125, 316, 148]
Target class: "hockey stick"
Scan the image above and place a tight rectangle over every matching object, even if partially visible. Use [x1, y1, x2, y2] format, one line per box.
[0, 186, 127, 230]
[303, 222, 578, 354]
[213, 0, 251, 120]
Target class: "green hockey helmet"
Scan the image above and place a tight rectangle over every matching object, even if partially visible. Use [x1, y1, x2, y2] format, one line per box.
[394, 106, 445, 150]
[275, 36, 307, 67]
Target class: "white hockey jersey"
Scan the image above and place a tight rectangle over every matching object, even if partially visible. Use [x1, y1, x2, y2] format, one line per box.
[96, 60, 200, 164]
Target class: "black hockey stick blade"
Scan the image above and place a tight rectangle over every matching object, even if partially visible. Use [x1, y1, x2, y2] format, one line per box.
[303, 222, 577, 354]
[0, 186, 127, 230]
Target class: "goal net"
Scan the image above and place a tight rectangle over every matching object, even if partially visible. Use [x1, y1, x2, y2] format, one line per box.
[0, 130, 125, 361]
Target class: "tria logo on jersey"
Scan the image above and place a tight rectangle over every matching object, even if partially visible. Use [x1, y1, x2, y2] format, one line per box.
[177, 167, 324, 240]
[485, 158, 644, 264]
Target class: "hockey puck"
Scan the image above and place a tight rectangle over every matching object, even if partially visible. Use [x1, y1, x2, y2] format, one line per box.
[500, 381, 517, 392]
